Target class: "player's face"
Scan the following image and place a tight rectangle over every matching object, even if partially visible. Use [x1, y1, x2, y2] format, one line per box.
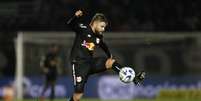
[95, 21, 107, 34]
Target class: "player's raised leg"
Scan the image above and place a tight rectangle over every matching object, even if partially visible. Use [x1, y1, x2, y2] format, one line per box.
[105, 58, 122, 72]
[89, 57, 122, 74]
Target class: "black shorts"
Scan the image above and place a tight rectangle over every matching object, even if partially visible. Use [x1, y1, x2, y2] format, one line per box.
[71, 57, 107, 93]
[45, 72, 57, 82]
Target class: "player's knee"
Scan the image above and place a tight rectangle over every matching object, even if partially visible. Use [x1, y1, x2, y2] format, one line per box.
[105, 58, 115, 69]
[73, 79, 85, 101]
[73, 93, 83, 101]
[73, 96, 81, 101]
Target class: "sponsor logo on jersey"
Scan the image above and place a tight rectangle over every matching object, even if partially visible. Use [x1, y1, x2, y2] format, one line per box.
[81, 40, 95, 51]
[79, 24, 87, 28]
[87, 34, 91, 38]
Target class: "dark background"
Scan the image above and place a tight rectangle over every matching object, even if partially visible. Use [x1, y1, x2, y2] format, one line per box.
[0, 0, 199, 77]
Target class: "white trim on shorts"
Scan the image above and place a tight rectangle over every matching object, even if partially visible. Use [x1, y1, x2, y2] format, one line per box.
[72, 64, 76, 86]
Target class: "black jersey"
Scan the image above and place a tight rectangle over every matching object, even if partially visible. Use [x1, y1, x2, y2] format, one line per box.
[67, 16, 111, 61]
[40, 52, 59, 75]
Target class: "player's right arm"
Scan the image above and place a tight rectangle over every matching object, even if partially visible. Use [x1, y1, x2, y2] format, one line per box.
[40, 55, 49, 74]
[67, 10, 83, 31]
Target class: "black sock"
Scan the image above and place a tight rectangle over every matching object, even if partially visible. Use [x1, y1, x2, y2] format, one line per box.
[50, 86, 55, 101]
[69, 96, 74, 101]
[112, 61, 122, 73]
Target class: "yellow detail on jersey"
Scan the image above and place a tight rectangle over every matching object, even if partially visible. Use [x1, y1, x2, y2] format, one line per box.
[81, 40, 95, 51]
[85, 42, 95, 51]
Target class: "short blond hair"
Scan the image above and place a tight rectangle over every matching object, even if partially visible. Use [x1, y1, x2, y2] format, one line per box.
[90, 13, 108, 25]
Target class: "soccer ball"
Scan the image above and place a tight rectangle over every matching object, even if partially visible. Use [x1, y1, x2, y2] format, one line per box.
[119, 67, 135, 83]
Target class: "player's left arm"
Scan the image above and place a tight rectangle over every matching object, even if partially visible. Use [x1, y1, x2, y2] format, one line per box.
[99, 39, 112, 58]
[67, 10, 84, 32]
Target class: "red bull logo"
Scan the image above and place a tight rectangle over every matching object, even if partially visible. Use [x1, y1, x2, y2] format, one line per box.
[81, 40, 95, 51]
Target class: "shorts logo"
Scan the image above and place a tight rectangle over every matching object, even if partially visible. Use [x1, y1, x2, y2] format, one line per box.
[96, 38, 100, 44]
[76, 76, 82, 82]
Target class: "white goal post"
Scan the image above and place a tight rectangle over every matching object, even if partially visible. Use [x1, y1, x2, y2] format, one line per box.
[14, 32, 75, 100]
[15, 32, 24, 100]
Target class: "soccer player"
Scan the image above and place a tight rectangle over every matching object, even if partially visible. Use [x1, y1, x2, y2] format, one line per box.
[39, 44, 61, 101]
[67, 10, 145, 101]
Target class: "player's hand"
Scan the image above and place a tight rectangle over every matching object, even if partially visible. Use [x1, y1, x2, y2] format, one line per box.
[75, 10, 83, 17]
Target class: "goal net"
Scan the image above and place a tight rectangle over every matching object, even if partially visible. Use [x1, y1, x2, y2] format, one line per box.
[15, 32, 75, 100]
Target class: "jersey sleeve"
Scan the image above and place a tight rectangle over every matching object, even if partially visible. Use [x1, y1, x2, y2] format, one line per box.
[67, 16, 79, 31]
[67, 16, 87, 32]
[99, 39, 112, 58]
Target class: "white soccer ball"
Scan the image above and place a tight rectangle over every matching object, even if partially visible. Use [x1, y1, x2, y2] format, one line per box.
[119, 67, 135, 83]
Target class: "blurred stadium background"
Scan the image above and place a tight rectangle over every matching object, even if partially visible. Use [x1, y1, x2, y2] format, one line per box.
[0, 0, 200, 101]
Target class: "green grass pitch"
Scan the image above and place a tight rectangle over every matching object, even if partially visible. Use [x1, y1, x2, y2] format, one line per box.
[8, 98, 201, 101]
